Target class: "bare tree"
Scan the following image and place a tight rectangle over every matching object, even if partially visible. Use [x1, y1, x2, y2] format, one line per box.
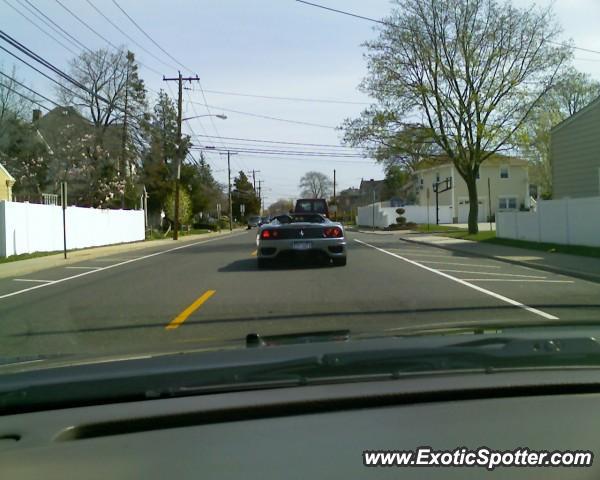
[267, 198, 293, 216]
[299, 171, 333, 199]
[0, 64, 31, 123]
[343, 0, 570, 232]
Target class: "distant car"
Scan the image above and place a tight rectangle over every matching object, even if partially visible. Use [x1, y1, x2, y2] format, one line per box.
[247, 215, 262, 229]
[256, 213, 346, 268]
[258, 216, 271, 227]
[293, 199, 329, 218]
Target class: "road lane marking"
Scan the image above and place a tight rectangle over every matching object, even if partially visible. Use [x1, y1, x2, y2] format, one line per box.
[0, 232, 247, 301]
[461, 279, 574, 283]
[13, 278, 53, 283]
[392, 252, 467, 258]
[166, 290, 216, 330]
[65, 266, 102, 270]
[354, 239, 559, 321]
[417, 261, 501, 268]
[437, 269, 547, 279]
[251, 249, 257, 256]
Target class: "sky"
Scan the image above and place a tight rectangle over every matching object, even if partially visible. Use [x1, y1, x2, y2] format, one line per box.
[2, 0, 600, 207]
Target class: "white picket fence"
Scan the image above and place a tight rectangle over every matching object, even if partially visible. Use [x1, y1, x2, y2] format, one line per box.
[0, 201, 145, 257]
[356, 203, 453, 228]
[496, 196, 600, 247]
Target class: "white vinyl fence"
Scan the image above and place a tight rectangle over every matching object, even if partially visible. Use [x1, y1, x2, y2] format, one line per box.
[357, 203, 453, 228]
[0, 201, 145, 257]
[496, 196, 600, 247]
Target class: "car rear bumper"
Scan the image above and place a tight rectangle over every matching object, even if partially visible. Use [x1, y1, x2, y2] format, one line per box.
[257, 238, 347, 259]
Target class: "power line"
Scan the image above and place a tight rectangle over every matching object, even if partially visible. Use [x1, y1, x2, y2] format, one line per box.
[200, 149, 377, 165]
[186, 99, 336, 128]
[0, 79, 50, 111]
[19, 0, 90, 52]
[192, 146, 366, 158]
[296, 0, 600, 56]
[190, 133, 361, 150]
[295, 0, 389, 25]
[53, 0, 163, 76]
[111, 0, 194, 73]
[0, 30, 107, 102]
[0, 69, 60, 107]
[84, 0, 178, 72]
[2, 0, 79, 55]
[201, 88, 370, 105]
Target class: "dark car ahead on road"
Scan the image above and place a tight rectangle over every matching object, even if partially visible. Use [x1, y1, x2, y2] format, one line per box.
[293, 199, 329, 218]
[247, 215, 262, 229]
[256, 213, 346, 268]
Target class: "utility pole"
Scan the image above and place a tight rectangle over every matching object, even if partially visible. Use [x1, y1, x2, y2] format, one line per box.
[119, 58, 130, 209]
[227, 150, 233, 232]
[163, 71, 199, 240]
[258, 180, 263, 215]
[249, 169, 261, 191]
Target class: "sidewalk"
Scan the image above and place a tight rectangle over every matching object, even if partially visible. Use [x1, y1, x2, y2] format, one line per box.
[399, 232, 600, 283]
[0, 228, 245, 280]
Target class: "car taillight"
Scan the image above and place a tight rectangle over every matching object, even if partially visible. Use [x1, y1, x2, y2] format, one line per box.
[323, 227, 343, 238]
[261, 229, 279, 239]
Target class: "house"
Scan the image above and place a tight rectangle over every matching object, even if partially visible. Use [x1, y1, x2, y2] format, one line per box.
[359, 179, 385, 202]
[551, 95, 600, 199]
[336, 187, 362, 217]
[0, 162, 15, 201]
[412, 155, 530, 223]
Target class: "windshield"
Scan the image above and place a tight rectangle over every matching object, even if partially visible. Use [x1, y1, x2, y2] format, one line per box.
[0, 0, 600, 399]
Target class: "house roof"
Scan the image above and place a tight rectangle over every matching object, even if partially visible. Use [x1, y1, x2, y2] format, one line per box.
[550, 94, 600, 134]
[0, 161, 15, 182]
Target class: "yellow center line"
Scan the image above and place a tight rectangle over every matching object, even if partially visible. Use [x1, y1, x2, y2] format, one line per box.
[251, 249, 257, 256]
[166, 290, 216, 330]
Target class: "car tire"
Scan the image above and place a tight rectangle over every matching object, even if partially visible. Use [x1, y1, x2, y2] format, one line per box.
[332, 257, 347, 267]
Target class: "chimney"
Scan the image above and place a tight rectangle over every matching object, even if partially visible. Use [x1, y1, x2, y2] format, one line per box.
[32, 109, 42, 122]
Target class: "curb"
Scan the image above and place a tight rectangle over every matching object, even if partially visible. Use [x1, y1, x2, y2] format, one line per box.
[398, 235, 600, 285]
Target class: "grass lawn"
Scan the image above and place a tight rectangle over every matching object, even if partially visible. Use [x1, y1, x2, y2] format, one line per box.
[415, 225, 600, 259]
[413, 224, 465, 233]
[0, 251, 63, 264]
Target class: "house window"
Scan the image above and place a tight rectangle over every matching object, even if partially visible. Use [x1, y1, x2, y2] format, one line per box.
[500, 166, 509, 179]
[498, 197, 517, 210]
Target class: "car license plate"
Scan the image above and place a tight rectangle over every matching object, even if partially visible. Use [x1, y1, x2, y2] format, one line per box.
[292, 241, 312, 250]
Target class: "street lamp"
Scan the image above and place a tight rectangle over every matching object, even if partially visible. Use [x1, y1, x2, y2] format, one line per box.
[182, 113, 227, 122]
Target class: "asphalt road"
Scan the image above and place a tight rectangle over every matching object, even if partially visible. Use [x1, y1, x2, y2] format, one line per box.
[1, 230, 599, 362]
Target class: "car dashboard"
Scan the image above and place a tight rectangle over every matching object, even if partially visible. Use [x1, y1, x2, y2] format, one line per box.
[1, 369, 599, 479]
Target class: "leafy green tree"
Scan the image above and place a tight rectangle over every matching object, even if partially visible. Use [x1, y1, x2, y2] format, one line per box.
[165, 189, 192, 226]
[141, 91, 190, 215]
[0, 113, 49, 201]
[180, 156, 225, 219]
[342, 0, 570, 233]
[382, 165, 410, 201]
[517, 68, 600, 198]
[232, 171, 260, 220]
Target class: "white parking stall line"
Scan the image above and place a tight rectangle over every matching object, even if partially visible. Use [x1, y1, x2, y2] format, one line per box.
[437, 269, 547, 279]
[461, 279, 575, 283]
[390, 252, 465, 259]
[417, 261, 501, 269]
[355, 239, 559, 321]
[0, 232, 248, 301]
[13, 278, 54, 283]
[65, 266, 102, 270]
